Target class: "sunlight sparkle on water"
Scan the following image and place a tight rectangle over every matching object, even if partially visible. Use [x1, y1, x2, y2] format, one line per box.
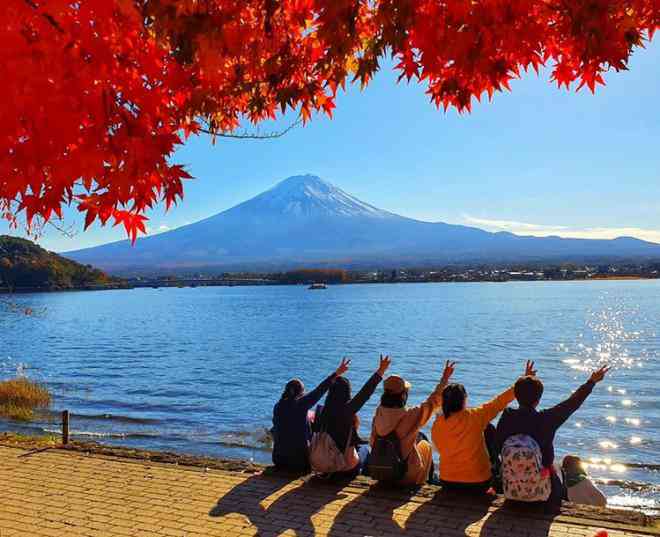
[630, 436, 643, 445]
[622, 399, 634, 407]
[599, 440, 618, 450]
[606, 416, 617, 423]
[625, 417, 641, 426]
[608, 494, 658, 514]
[569, 302, 649, 375]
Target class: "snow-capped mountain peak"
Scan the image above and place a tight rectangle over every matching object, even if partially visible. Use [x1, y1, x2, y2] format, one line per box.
[241, 174, 393, 218]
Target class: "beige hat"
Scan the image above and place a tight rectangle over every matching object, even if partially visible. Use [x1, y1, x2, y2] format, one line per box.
[384, 375, 411, 394]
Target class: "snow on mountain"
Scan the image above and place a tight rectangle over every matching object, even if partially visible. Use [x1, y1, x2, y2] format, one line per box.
[230, 174, 394, 218]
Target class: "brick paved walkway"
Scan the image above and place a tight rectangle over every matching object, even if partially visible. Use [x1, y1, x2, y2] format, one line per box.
[0, 445, 657, 537]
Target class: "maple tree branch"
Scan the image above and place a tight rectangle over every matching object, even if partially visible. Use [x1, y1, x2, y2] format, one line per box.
[198, 116, 303, 139]
[4, 202, 77, 240]
[46, 219, 77, 239]
[23, 0, 65, 34]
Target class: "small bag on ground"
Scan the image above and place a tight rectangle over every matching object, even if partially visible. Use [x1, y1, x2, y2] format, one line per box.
[501, 434, 551, 502]
[368, 431, 407, 482]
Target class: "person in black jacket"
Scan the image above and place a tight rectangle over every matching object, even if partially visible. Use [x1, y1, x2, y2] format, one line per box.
[272, 357, 351, 473]
[495, 364, 610, 506]
[319, 354, 391, 479]
[318, 355, 391, 479]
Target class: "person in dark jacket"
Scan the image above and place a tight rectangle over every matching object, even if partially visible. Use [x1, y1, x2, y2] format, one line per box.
[495, 364, 610, 506]
[318, 355, 391, 479]
[272, 357, 351, 472]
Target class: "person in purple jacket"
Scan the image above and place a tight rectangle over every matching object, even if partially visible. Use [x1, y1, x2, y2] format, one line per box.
[272, 358, 350, 473]
[495, 364, 610, 506]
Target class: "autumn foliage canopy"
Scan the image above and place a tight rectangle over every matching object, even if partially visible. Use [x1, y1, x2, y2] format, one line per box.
[3, 0, 659, 241]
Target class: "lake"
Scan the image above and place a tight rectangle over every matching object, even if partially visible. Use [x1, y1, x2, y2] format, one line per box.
[1, 281, 658, 512]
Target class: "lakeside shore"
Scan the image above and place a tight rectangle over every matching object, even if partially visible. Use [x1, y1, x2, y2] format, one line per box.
[0, 283, 132, 294]
[1, 433, 658, 537]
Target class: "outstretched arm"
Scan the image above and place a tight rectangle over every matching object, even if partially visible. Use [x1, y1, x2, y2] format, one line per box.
[347, 355, 391, 413]
[544, 365, 609, 428]
[416, 360, 456, 428]
[298, 357, 351, 410]
[474, 387, 516, 426]
[473, 361, 535, 426]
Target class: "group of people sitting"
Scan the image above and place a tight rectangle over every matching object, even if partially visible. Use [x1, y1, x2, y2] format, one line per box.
[272, 355, 609, 508]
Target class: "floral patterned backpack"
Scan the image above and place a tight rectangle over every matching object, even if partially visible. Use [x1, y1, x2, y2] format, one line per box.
[501, 434, 551, 502]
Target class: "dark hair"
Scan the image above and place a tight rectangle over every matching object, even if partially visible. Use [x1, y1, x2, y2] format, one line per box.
[281, 379, 304, 401]
[324, 377, 352, 411]
[380, 390, 407, 408]
[514, 376, 544, 407]
[320, 377, 352, 426]
[442, 383, 467, 418]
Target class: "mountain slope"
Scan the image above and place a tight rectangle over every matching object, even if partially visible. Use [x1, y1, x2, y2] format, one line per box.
[64, 174, 660, 271]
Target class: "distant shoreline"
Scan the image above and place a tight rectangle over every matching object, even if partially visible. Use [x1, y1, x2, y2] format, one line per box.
[1, 275, 658, 295]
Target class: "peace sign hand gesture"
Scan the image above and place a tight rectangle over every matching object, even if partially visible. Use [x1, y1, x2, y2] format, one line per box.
[441, 360, 457, 385]
[377, 354, 392, 377]
[590, 364, 610, 384]
[525, 360, 538, 377]
[335, 357, 351, 377]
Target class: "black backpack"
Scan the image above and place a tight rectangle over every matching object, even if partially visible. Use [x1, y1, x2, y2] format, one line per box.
[368, 431, 407, 482]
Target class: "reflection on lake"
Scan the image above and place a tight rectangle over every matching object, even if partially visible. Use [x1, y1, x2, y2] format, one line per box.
[1, 281, 659, 511]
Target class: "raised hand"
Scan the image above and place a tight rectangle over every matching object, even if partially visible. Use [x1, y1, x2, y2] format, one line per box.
[377, 354, 392, 377]
[335, 357, 351, 377]
[589, 364, 610, 384]
[525, 360, 538, 377]
[441, 360, 457, 384]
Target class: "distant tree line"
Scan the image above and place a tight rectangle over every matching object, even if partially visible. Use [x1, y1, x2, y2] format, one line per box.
[276, 269, 348, 284]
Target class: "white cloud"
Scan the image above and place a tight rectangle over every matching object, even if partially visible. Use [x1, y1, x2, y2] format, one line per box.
[462, 215, 660, 244]
[142, 224, 172, 236]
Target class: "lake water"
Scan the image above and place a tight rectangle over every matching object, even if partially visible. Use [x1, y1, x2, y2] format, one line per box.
[1, 282, 658, 512]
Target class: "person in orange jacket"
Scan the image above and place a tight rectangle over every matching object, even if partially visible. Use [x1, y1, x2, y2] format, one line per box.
[431, 360, 537, 493]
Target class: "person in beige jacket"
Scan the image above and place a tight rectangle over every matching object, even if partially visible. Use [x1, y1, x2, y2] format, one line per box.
[370, 361, 456, 486]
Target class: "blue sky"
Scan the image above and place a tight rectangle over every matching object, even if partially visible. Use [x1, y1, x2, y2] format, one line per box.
[5, 40, 660, 252]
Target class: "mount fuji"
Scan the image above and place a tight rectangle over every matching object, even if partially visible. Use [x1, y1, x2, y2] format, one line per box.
[64, 174, 660, 272]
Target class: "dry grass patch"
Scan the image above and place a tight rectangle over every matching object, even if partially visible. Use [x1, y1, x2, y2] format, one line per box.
[0, 377, 51, 421]
[0, 432, 59, 448]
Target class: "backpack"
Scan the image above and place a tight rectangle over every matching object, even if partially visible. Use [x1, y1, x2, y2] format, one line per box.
[368, 431, 407, 482]
[309, 424, 358, 474]
[501, 434, 551, 502]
